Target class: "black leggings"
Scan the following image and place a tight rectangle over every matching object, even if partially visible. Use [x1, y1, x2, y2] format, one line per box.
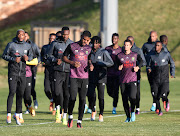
[24, 77, 32, 107]
[120, 82, 137, 118]
[87, 82, 105, 115]
[31, 66, 37, 100]
[147, 72, 156, 103]
[7, 75, 26, 113]
[68, 78, 88, 120]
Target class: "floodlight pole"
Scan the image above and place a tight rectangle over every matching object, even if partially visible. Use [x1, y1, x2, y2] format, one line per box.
[100, 0, 118, 47]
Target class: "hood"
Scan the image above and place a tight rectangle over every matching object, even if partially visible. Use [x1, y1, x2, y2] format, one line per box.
[12, 37, 25, 44]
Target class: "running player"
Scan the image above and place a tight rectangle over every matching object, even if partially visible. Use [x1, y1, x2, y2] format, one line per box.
[105, 33, 122, 114]
[117, 39, 143, 122]
[146, 41, 175, 115]
[88, 36, 114, 122]
[2, 29, 33, 125]
[24, 32, 40, 109]
[160, 35, 169, 52]
[142, 31, 158, 111]
[63, 31, 93, 128]
[126, 36, 146, 114]
[41, 33, 56, 114]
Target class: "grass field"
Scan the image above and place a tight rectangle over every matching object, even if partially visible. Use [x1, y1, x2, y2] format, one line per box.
[0, 72, 179, 136]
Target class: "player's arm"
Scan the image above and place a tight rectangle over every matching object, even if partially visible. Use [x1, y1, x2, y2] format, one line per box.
[146, 55, 152, 73]
[47, 42, 57, 63]
[2, 43, 16, 62]
[168, 53, 175, 78]
[34, 43, 41, 63]
[139, 48, 146, 66]
[88, 53, 94, 71]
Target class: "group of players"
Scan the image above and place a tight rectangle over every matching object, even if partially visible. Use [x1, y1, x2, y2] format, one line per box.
[2, 27, 175, 128]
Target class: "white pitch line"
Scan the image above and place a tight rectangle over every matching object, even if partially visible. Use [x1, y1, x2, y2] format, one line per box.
[1, 110, 180, 128]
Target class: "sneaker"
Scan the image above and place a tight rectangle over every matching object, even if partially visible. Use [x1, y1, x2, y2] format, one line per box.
[52, 110, 56, 115]
[135, 110, 140, 115]
[6, 116, 11, 124]
[77, 123, 83, 128]
[13, 115, 21, 125]
[163, 101, 166, 110]
[34, 100, 38, 109]
[112, 110, 116, 114]
[98, 114, 103, 122]
[49, 102, 53, 111]
[125, 117, 130, 122]
[67, 118, 73, 128]
[166, 101, 170, 112]
[55, 109, 61, 123]
[19, 118, 24, 123]
[158, 111, 163, 116]
[156, 109, 159, 114]
[29, 106, 35, 117]
[62, 118, 67, 125]
[130, 112, 135, 122]
[91, 112, 96, 121]
[150, 105, 156, 111]
[87, 109, 92, 114]
[24, 110, 29, 114]
[84, 105, 88, 114]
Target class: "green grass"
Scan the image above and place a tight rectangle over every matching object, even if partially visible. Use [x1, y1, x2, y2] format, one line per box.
[0, 73, 180, 136]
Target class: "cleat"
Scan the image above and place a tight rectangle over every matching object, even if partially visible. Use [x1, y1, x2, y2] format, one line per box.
[135, 110, 140, 115]
[84, 105, 88, 114]
[130, 112, 136, 122]
[112, 110, 116, 114]
[52, 110, 56, 115]
[6, 116, 11, 124]
[19, 118, 24, 123]
[87, 109, 92, 114]
[125, 117, 130, 122]
[150, 105, 156, 111]
[98, 114, 103, 122]
[55, 109, 61, 123]
[49, 102, 53, 111]
[13, 115, 21, 125]
[62, 118, 67, 125]
[166, 101, 170, 112]
[24, 110, 29, 114]
[158, 111, 163, 116]
[91, 112, 96, 121]
[67, 118, 73, 128]
[34, 100, 38, 109]
[163, 101, 166, 110]
[156, 109, 159, 114]
[29, 106, 35, 117]
[77, 123, 83, 128]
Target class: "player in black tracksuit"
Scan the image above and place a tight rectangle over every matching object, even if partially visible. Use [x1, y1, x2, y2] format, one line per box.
[146, 41, 175, 116]
[2, 29, 33, 125]
[87, 36, 114, 122]
[126, 36, 146, 114]
[41, 33, 56, 112]
[142, 31, 158, 111]
[24, 32, 40, 109]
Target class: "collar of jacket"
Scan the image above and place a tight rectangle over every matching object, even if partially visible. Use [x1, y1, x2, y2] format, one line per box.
[12, 37, 25, 44]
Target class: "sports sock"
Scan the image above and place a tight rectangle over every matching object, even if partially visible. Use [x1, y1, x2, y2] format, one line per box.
[7, 113, 11, 116]
[56, 105, 60, 110]
[136, 108, 140, 111]
[19, 113, 23, 119]
[63, 113, 67, 119]
[113, 107, 116, 111]
[153, 103, 156, 107]
[69, 115, 73, 119]
[77, 120, 82, 123]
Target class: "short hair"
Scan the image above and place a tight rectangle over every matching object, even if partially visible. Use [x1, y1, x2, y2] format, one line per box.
[62, 27, 70, 31]
[49, 33, 56, 37]
[112, 33, 119, 38]
[124, 39, 132, 45]
[16, 29, 25, 35]
[160, 35, 168, 43]
[82, 30, 91, 38]
[127, 36, 134, 40]
[91, 36, 101, 44]
[56, 31, 62, 35]
[155, 41, 162, 45]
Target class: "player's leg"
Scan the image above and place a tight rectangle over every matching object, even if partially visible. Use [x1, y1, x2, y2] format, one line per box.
[135, 79, 140, 114]
[106, 76, 114, 98]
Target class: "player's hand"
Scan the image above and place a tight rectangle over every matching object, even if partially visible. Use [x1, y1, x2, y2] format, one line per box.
[90, 64, 94, 71]
[74, 61, 81, 68]
[23, 55, 28, 61]
[148, 69, 151, 73]
[15, 57, 21, 63]
[134, 66, 139, 72]
[118, 64, 123, 70]
[57, 59, 62, 65]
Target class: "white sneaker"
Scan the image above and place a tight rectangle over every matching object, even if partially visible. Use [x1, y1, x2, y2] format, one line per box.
[24, 110, 29, 114]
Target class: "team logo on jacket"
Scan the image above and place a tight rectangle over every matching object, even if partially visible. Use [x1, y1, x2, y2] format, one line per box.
[162, 59, 165, 63]
[58, 50, 63, 54]
[121, 58, 124, 61]
[75, 50, 78, 53]
[98, 56, 101, 59]
[86, 51, 89, 54]
[24, 50, 27, 54]
[132, 57, 135, 61]
[113, 51, 115, 54]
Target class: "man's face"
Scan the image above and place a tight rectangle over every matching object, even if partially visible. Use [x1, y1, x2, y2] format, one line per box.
[150, 32, 158, 42]
[24, 33, 29, 42]
[124, 42, 132, 51]
[62, 30, 70, 41]
[93, 40, 101, 50]
[82, 36, 91, 46]
[155, 42, 162, 53]
[17, 31, 25, 42]
[49, 35, 56, 44]
[112, 36, 119, 45]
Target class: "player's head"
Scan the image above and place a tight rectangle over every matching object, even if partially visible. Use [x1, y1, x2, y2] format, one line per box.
[16, 29, 25, 42]
[62, 26, 70, 42]
[81, 31, 91, 46]
[112, 33, 119, 45]
[124, 39, 132, 51]
[24, 31, 30, 42]
[160, 35, 168, 45]
[127, 36, 134, 45]
[150, 31, 158, 42]
[49, 33, 56, 44]
[91, 36, 101, 50]
[56, 31, 62, 37]
[155, 41, 163, 53]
